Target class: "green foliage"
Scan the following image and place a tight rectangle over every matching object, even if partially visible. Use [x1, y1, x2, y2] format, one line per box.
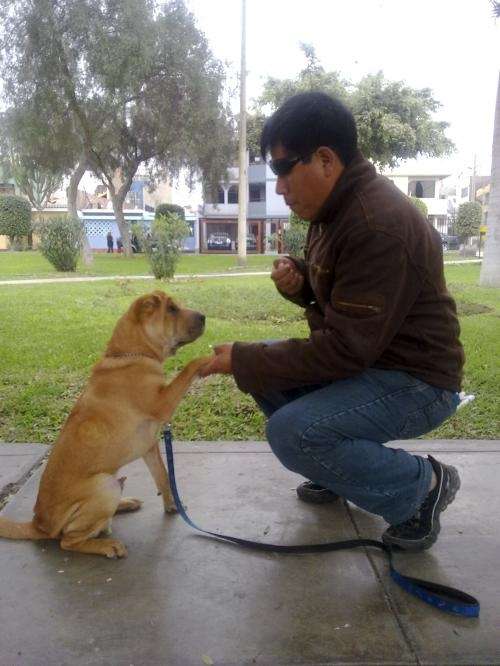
[456, 202, 482, 239]
[155, 203, 185, 220]
[0, 194, 32, 244]
[37, 216, 83, 272]
[409, 197, 428, 218]
[140, 213, 190, 279]
[282, 212, 309, 257]
[0, 0, 234, 253]
[252, 44, 453, 167]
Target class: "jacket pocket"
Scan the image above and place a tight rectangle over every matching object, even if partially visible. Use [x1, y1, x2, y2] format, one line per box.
[333, 299, 382, 316]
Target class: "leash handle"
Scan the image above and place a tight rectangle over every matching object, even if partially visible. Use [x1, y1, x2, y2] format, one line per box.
[162, 427, 479, 618]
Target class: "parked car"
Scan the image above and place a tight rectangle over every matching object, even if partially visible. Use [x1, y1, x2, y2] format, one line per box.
[440, 234, 460, 251]
[246, 233, 257, 250]
[207, 232, 232, 251]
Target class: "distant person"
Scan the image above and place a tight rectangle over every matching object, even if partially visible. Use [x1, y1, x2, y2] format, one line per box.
[116, 237, 123, 254]
[106, 232, 114, 253]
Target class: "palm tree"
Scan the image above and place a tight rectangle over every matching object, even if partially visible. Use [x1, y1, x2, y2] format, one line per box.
[479, 1, 500, 285]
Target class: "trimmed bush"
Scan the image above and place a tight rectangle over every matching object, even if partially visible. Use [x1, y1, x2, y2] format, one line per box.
[409, 196, 428, 218]
[37, 216, 83, 272]
[140, 213, 189, 279]
[282, 212, 308, 257]
[155, 203, 185, 220]
[0, 195, 32, 246]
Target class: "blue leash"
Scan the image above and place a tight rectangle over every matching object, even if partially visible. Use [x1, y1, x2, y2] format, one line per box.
[162, 427, 479, 618]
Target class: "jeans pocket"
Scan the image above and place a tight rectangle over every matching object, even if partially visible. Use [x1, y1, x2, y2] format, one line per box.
[398, 389, 459, 439]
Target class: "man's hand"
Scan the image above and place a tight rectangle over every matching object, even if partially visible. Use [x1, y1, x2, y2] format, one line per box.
[198, 343, 233, 377]
[271, 257, 304, 296]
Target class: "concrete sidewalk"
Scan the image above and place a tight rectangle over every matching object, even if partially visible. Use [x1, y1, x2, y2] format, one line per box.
[0, 439, 499, 666]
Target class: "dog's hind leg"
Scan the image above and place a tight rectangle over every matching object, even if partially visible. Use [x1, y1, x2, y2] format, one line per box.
[59, 474, 128, 558]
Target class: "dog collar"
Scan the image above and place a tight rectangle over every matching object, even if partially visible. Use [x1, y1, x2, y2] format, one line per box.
[105, 352, 161, 362]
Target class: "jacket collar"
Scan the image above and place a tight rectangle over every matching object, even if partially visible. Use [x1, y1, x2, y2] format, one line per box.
[312, 151, 377, 225]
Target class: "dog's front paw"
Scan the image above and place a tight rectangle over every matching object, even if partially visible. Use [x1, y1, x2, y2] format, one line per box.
[164, 502, 178, 514]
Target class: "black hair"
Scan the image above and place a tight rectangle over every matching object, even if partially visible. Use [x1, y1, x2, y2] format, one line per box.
[260, 92, 358, 166]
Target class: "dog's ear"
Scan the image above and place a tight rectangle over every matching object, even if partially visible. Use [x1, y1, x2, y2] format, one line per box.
[133, 293, 163, 320]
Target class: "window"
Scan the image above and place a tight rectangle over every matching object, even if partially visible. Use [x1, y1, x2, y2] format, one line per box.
[461, 187, 469, 199]
[217, 186, 225, 204]
[228, 185, 238, 204]
[249, 183, 266, 202]
[408, 180, 436, 198]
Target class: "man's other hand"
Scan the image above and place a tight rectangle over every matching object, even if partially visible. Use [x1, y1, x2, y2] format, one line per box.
[271, 257, 304, 295]
[198, 343, 233, 377]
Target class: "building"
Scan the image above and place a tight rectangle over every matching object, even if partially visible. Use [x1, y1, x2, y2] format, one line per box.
[384, 163, 451, 234]
[199, 156, 290, 253]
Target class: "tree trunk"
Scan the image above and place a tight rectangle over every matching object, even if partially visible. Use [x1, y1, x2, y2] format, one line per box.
[110, 191, 132, 256]
[67, 156, 93, 266]
[479, 72, 500, 286]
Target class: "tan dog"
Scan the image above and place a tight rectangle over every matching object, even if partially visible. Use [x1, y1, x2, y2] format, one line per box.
[0, 290, 211, 558]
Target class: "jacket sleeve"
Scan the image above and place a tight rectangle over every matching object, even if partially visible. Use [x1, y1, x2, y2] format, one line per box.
[231, 229, 423, 395]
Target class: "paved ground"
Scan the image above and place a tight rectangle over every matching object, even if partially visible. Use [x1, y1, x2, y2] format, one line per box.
[0, 439, 499, 666]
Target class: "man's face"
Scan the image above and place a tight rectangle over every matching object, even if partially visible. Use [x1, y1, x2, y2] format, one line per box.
[270, 143, 342, 221]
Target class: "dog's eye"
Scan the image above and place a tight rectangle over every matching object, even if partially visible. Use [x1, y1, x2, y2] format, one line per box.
[167, 304, 178, 314]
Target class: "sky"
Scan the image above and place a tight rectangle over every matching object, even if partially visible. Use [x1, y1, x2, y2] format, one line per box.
[169, 0, 499, 206]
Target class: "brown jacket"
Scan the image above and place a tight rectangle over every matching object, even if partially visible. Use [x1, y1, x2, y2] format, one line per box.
[232, 152, 464, 394]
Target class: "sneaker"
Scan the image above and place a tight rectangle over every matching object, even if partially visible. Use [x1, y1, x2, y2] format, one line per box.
[296, 481, 340, 504]
[382, 455, 461, 551]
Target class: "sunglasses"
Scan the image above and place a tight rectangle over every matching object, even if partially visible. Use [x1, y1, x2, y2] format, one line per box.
[268, 152, 313, 177]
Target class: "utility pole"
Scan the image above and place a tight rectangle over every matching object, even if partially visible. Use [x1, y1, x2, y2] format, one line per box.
[237, 0, 247, 266]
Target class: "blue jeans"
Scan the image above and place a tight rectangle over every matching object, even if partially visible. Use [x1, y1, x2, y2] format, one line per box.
[252, 368, 460, 525]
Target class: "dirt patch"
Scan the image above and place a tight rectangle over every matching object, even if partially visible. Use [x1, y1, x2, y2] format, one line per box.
[456, 301, 494, 316]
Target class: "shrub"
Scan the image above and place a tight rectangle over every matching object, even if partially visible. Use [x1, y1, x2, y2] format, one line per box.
[140, 213, 189, 279]
[282, 212, 308, 257]
[37, 216, 83, 271]
[155, 203, 185, 220]
[456, 201, 482, 240]
[0, 195, 32, 247]
[409, 196, 428, 218]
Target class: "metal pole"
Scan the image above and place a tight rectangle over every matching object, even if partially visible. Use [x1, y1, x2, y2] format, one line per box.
[237, 0, 247, 266]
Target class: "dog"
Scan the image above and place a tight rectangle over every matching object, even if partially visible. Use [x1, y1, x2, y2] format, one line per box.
[0, 290, 211, 558]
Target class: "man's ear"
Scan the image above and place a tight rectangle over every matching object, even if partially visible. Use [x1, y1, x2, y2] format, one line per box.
[133, 293, 162, 320]
[316, 146, 339, 176]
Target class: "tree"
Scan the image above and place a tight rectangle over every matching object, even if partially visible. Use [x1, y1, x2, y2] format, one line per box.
[0, 195, 32, 247]
[479, 3, 500, 285]
[155, 203, 186, 220]
[0, 0, 234, 256]
[456, 201, 482, 241]
[251, 44, 453, 168]
[0, 89, 93, 264]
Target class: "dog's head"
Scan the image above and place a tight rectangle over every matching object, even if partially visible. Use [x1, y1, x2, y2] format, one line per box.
[133, 291, 205, 356]
[108, 291, 205, 360]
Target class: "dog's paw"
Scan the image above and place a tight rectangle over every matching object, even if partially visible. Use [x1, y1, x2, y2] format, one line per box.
[102, 539, 128, 559]
[116, 497, 143, 513]
[164, 502, 178, 514]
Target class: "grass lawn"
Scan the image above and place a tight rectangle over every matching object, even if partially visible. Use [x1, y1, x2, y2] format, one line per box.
[0, 264, 498, 444]
[0, 250, 275, 280]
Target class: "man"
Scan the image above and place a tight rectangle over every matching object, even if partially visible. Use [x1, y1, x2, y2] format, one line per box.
[201, 92, 464, 551]
[106, 231, 114, 253]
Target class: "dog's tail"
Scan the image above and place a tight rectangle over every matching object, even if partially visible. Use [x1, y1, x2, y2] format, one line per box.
[0, 516, 50, 540]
